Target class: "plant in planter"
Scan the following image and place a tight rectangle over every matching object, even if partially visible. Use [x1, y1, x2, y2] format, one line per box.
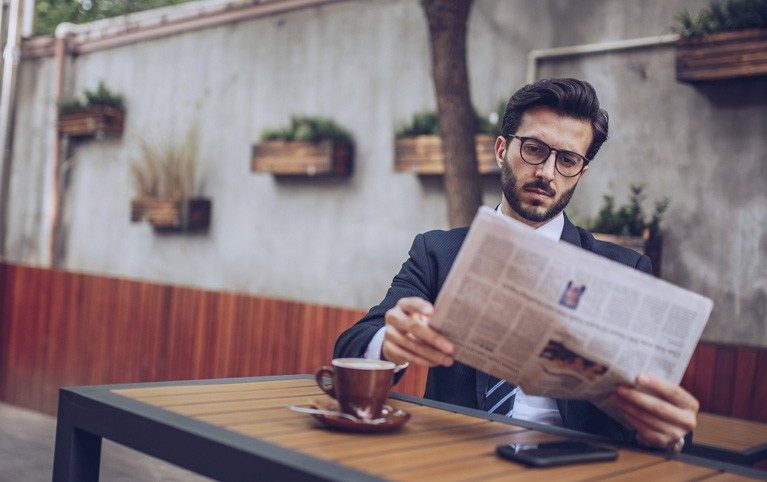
[251, 116, 354, 176]
[393, 105, 503, 175]
[57, 81, 126, 138]
[587, 184, 670, 277]
[129, 129, 211, 233]
[673, 0, 767, 82]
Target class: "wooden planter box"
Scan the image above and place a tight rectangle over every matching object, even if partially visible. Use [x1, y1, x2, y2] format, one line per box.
[130, 197, 211, 232]
[394, 134, 499, 175]
[251, 139, 353, 176]
[676, 29, 767, 82]
[57, 105, 125, 138]
[592, 232, 663, 277]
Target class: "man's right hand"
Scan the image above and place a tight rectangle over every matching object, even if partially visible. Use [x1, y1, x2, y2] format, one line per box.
[382, 297, 454, 367]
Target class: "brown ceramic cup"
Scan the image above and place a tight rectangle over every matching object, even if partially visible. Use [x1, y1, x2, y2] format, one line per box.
[315, 358, 396, 420]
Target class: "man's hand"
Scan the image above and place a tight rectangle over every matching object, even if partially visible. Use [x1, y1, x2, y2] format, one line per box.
[382, 297, 454, 367]
[610, 374, 699, 451]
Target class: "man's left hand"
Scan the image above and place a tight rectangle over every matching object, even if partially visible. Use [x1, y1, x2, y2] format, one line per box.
[610, 374, 699, 451]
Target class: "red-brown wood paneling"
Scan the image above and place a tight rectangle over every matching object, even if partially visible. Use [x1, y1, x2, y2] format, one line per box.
[0, 262, 429, 415]
[731, 346, 759, 419]
[3, 261, 765, 422]
[710, 345, 736, 415]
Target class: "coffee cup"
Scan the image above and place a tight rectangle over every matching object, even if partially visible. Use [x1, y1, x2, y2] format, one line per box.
[315, 358, 396, 420]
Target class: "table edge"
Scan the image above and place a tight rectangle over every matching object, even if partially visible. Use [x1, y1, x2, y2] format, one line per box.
[61, 374, 767, 480]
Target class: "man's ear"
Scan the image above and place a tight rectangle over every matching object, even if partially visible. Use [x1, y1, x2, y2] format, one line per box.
[495, 136, 507, 169]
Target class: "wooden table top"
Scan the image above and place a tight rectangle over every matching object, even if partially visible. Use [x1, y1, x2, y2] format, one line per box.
[695, 413, 767, 452]
[111, 378, 761, 481]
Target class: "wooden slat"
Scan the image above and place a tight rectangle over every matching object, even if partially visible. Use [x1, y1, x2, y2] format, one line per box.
[711, 345, 736, 414]
[596, 460, 717, 481]
[693, 343, 718, 410]
[680, 344, 698, 391]
[388, 453, 526, 482]
[694, 412, 767, 452]
[701, 472, 764, 481]
[335, 431, 561, 476]
[481, 451, 664, 482]
[113, 378, 315, 398]
[751, 350, 767, 422]
[119, 385, 322, 406]
[731, 346, 758, 419]
[279, 418, 520, 454]
[0, 264, 10, 401]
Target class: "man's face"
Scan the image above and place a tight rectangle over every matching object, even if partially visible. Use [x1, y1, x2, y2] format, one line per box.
[495, 106, 592, 227]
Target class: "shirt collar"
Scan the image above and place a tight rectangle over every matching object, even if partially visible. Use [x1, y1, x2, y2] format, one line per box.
[494, 205, 564, 241]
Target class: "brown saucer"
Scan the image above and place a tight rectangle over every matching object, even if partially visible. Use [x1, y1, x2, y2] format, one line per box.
[289, 404, 410, 432]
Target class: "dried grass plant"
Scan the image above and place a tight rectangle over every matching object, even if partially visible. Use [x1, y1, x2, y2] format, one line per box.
[130, 128, 198, 200]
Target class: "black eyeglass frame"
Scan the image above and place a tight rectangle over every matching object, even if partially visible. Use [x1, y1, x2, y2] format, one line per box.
[508, 135, 590, 178]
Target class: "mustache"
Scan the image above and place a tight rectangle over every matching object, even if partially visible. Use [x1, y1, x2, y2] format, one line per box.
[522, 179, 556, 197]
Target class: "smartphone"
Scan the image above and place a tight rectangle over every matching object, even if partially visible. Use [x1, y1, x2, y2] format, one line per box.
[496, 441, 617, 467]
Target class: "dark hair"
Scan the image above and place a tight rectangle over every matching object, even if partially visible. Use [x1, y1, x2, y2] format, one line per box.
[501, 78, 608, 161]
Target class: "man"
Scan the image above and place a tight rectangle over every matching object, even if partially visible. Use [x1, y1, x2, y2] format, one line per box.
[334, 78, 697, 451]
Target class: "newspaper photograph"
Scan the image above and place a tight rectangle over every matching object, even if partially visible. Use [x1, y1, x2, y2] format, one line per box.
[428, 206, 713, 420]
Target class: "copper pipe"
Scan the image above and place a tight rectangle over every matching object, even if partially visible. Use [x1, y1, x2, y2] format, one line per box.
[22, 0, 350, 59]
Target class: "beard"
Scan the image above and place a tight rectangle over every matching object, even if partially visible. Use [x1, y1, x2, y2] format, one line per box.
[500, 157, 577, 224]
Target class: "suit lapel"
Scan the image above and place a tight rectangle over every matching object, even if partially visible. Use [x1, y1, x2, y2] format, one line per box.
[560, 213, 582, 248]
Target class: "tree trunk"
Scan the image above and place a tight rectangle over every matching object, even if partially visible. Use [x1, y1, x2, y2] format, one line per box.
[421, 0, 482, 228]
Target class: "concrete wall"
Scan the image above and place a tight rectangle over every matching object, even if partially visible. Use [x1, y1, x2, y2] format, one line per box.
[5, 0, 766, 345]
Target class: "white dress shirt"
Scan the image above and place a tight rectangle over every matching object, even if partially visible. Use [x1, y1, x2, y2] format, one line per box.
[364, 208, 565, 426]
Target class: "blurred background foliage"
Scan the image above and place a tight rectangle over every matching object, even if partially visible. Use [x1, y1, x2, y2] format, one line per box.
[35, 0, 195, 36]
[674, 0, 767, 37]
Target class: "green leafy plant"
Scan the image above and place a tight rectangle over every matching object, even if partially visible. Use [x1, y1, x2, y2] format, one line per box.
[84, 81, 124, 110]
[130, 128, 198, 200]
[259, 116, 353, 143]
[56, 97, 85, 115]
[589, 184, 670, 238]
[673, 0, 767, 38]
[395, 105, 504, 138]
[34, 0, 195, 36]
[57, 81, 125, 114]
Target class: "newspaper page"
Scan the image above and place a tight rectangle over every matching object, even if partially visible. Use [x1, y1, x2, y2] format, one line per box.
[429, 206, 713, 420]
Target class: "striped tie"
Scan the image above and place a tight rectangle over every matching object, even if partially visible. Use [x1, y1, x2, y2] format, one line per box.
[484, 376, 517, 416]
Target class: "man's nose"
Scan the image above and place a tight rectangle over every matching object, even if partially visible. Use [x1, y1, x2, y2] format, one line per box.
[535, 151, 557, 181]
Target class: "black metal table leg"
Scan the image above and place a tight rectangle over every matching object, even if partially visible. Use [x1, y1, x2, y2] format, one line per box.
[52, 391, 102, 481]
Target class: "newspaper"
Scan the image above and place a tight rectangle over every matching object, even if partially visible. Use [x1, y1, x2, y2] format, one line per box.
[429, 206, 713, 421]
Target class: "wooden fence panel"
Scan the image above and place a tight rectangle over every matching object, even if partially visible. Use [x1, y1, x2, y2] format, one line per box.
[0, 263, 430, 415]
[6, 262, 764, 422]
[731, 346, 758, 419]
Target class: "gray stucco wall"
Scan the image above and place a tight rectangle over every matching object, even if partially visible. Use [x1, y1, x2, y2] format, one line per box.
[5, 0, 766, 345]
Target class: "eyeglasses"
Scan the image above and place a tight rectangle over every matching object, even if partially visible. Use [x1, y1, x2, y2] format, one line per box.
[510, 135, 589, 178]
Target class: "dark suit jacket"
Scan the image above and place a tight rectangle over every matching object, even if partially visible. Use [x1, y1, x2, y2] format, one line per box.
[334, 214, 653, 444]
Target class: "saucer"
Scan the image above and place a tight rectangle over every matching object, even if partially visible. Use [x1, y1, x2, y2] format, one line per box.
[288, 404, 410, 432]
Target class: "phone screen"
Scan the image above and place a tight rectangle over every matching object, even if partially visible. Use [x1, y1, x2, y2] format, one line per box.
[496, 441, 617, 467]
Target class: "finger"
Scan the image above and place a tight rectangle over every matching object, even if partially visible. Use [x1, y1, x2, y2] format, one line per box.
[397, 297, 435, 317]
[620, 410, 677, 449]
[611, 393, 688, 440]
[385, 325, 453, 366]
[387, 301, 453, 354]
[614, 386, 697, 432]
[382, 340, 438, 368]
[635, 374, 700, 411]
[409, 319, 454, 354]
